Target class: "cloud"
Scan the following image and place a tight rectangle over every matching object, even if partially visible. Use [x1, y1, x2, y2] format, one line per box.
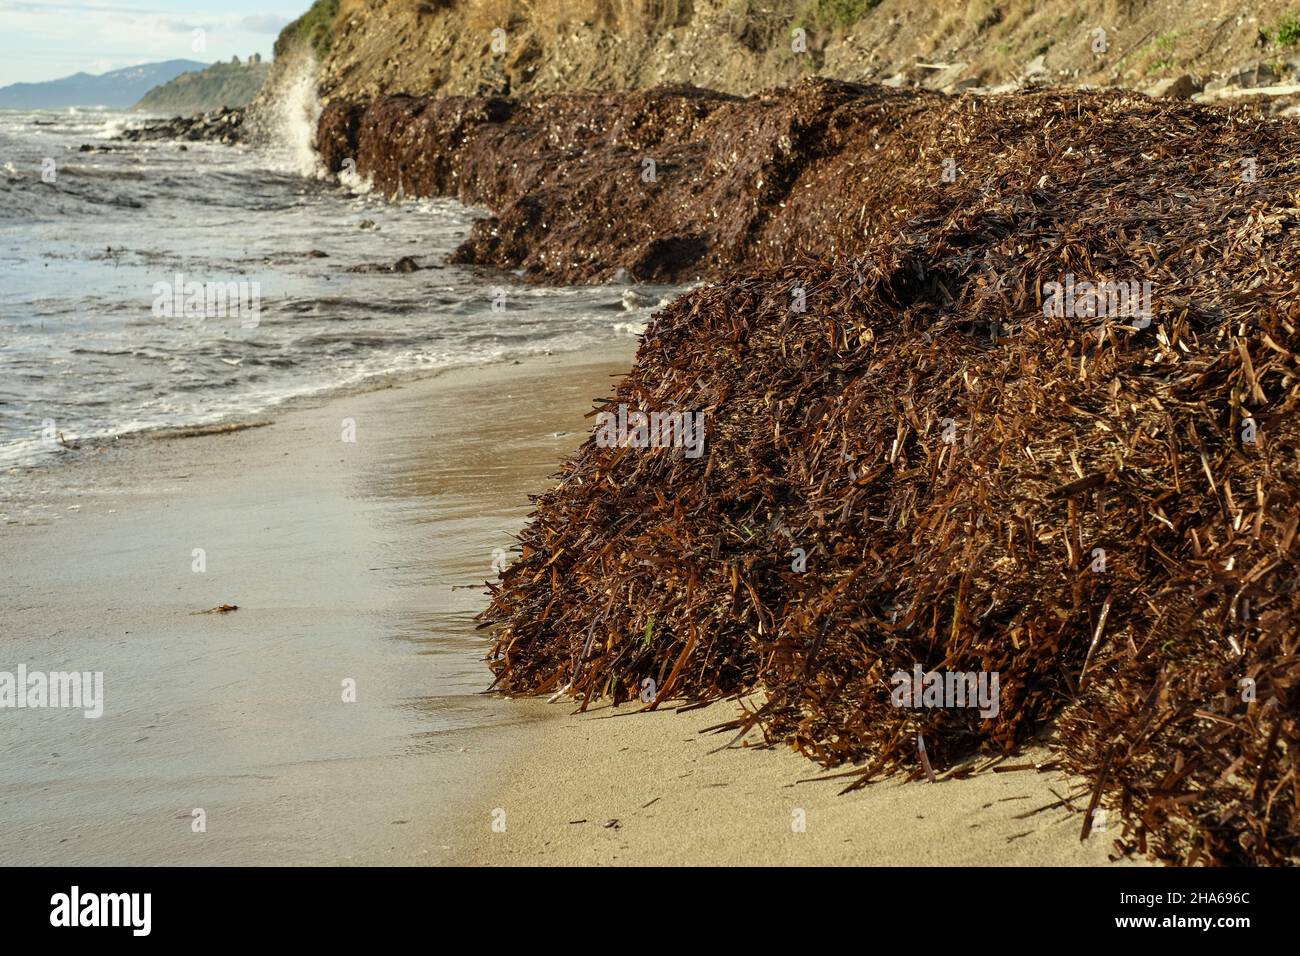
[241, 14, 290, 34]
[157, 18, 213, 33]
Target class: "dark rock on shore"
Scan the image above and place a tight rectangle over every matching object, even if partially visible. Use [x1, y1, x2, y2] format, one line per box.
[345, 255, 422, 273]
[117, 106, 247, 145]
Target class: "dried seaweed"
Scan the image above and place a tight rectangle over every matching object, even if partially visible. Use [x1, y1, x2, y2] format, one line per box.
[476, 87, 1300, 866]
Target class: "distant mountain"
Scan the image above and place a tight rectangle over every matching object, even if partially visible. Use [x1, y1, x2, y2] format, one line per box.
[0, 60, 209, 109]
[134, 58, 271, 114]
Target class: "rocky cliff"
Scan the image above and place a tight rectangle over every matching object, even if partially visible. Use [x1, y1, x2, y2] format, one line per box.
[294, 0, 1300, 104]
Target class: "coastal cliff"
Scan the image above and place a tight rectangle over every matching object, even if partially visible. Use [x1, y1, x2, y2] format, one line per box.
[296, 0, 1300, 104]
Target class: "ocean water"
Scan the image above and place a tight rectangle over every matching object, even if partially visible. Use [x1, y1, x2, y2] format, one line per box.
[0, 105, 672, 473]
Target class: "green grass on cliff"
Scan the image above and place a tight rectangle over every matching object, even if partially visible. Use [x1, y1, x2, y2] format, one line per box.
[1272, 12, 1300, 47]
[807, 0, 881, 30]
[275, 0, 342, 60]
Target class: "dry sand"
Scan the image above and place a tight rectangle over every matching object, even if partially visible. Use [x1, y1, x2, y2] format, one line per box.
[0, 348, 1138, 866]
[452, 699, 1132, 866]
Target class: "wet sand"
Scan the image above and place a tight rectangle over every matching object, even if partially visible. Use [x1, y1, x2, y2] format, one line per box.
[1, 349, 1135, 866]
[0, 351, 631, 865]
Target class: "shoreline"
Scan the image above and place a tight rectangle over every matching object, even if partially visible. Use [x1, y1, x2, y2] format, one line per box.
[0, 348, 631, 864]
[0, 342, 639, 526]
[2, 343, 1133, 866]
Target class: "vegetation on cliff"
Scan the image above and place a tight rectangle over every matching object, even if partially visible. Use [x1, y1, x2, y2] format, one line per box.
[276, 0, 343, 60]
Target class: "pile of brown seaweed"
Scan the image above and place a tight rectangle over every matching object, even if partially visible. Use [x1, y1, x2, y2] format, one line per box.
[480, 88, 1300, 865]
[317, 81, 1015, 283]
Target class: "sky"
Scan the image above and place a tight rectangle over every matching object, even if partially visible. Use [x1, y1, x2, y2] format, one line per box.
[0, 0, 305, 87]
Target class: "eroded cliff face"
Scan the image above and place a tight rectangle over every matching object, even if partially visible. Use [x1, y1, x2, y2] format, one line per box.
[309, 0, 1297, 105]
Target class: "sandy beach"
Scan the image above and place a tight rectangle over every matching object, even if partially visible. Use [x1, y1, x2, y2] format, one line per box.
[452, 702, 1132, 866]
[8, 0, 1300, 901]
[0, 349, 1136, 866]
[0, 350, 629, 864]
